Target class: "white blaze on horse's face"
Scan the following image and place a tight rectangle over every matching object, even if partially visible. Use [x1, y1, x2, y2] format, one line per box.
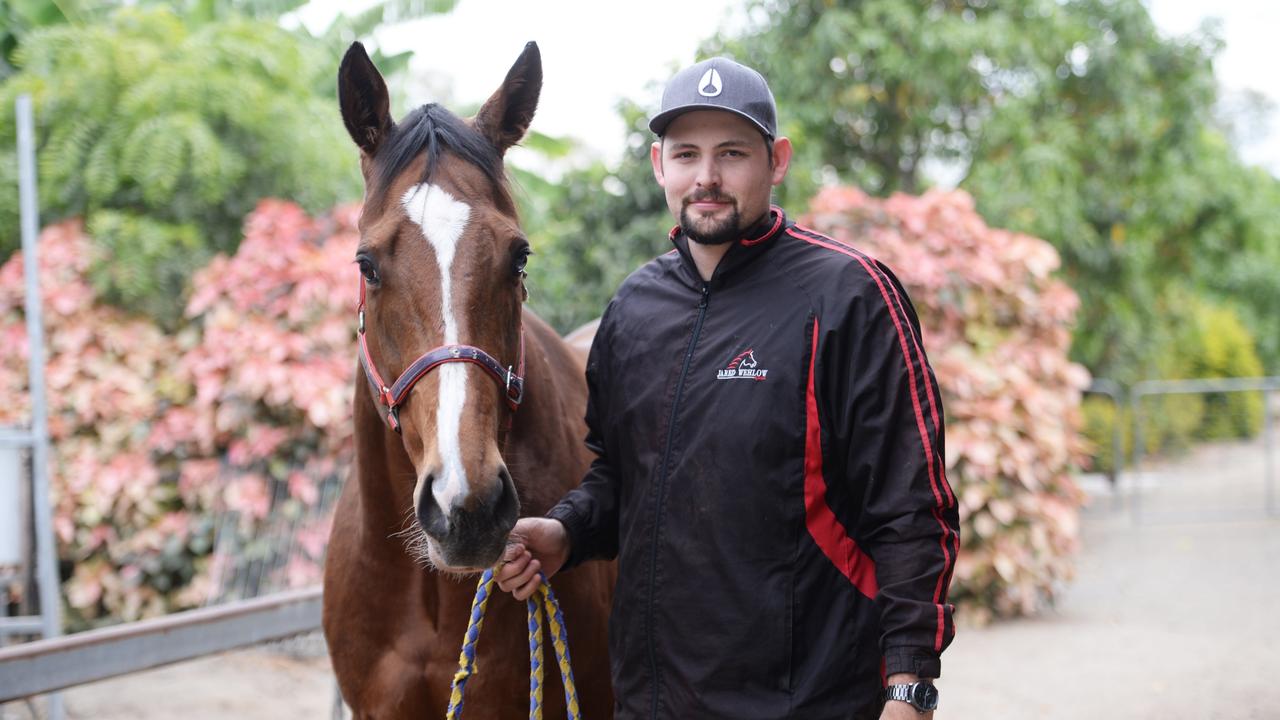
[402, 182, 472, 516]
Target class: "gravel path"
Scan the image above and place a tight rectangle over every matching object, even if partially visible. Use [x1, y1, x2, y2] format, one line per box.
[941, 435, 1280, 719]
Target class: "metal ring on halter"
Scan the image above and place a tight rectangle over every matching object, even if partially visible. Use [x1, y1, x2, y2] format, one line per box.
[506, 366, 524, 405]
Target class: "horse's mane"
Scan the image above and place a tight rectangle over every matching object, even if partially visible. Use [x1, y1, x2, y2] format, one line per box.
[371, 103, 505, 204]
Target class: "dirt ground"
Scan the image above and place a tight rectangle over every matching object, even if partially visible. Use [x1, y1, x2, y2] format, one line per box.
[4, 436, 1278, 719]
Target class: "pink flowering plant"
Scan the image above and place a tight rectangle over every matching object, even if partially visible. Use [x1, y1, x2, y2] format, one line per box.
[804, 188, 1091, 622]
[0, 200, 358, 626]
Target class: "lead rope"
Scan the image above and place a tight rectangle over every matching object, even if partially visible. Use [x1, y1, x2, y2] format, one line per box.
[445, 569, 581, 720]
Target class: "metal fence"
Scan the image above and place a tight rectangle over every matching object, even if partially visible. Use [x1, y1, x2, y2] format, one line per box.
[0, 587, 321, 703]
[1083, 379, 1126, 482]
[1128, 376, 1279, 524]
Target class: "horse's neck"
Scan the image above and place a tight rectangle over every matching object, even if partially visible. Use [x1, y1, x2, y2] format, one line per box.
[351, 382, 419, 537]
[501, 314, 593, 517]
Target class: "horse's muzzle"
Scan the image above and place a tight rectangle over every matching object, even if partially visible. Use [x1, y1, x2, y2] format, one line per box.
[416, 466, 519, 569]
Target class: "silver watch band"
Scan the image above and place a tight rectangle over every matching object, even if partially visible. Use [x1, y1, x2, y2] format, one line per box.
[885, 684, 914, 704]
[884, 682, 937, 712]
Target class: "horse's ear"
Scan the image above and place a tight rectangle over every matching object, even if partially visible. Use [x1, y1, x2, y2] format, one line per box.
[338, 42, 393, 156]
[473, 41, 542, 156]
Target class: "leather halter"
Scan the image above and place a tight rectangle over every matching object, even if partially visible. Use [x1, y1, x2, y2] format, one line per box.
[357, 274, 525, 434]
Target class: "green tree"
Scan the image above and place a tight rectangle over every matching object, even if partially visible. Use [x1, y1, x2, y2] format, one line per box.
[958, 1, 1278, 381]
[0, 0, 458, 79]
[705, 0, 1280, 379]
[518, 103, 672, 333]
[0, 7, 358, 323]
[0, 1, 460, 324]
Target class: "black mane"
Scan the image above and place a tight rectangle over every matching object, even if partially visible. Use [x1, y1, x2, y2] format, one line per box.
[371, 103, 504, 203]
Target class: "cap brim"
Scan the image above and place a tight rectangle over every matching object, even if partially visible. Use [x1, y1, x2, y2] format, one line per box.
[649, 104, 774, 139]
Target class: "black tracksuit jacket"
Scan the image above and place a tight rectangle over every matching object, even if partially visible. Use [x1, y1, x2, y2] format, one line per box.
[548, 207, 959, 720]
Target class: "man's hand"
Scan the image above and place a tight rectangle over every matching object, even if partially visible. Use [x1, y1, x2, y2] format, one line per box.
[494, 518, 571, 601]
[880, 673, 934, 719]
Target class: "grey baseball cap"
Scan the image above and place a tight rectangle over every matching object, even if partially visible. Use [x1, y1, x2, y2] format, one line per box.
[648, 57, 777, 139]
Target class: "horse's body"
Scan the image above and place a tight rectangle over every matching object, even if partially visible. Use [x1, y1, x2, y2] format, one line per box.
[322, 43, 613, 719]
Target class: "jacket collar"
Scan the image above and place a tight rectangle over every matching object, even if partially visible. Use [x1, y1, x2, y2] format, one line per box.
[669, 206, 788, 289]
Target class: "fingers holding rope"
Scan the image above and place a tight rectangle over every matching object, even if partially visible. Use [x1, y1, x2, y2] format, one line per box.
[496, 543, 544, 600]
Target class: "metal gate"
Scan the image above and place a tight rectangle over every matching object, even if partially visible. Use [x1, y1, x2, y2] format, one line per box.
[1129, 377, 1279, 524]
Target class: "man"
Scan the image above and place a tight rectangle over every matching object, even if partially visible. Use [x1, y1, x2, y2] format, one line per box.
[497, 57, 958, 719]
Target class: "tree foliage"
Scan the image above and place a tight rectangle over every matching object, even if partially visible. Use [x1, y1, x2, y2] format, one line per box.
[0, 6, 360, 323]
[518, 103, 673, 333]
[704, 0, 1280, 380]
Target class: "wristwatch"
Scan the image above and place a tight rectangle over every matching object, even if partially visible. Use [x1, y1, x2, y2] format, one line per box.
[884, 682, 939, 712]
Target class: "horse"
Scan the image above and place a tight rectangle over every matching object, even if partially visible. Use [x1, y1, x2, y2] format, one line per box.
[322, 41, 615, 719]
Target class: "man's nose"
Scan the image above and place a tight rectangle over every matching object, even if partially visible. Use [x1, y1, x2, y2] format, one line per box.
[695, 157, 721, 188]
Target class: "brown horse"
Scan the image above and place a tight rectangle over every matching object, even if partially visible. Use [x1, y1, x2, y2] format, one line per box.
[322, 42, 614, 719]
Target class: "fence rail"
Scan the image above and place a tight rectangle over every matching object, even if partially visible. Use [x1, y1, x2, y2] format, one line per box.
[0, 586, 321, 702]
[1130, 376, 1279, 523]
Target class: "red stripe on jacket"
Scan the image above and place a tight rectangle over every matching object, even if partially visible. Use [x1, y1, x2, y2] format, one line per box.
[805, 315, 879, 600]
[797, 226, 961, 615]
[789, 227, 957, 651]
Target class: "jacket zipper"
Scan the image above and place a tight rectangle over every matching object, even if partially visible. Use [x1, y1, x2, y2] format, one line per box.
[646, 281, 710, 719]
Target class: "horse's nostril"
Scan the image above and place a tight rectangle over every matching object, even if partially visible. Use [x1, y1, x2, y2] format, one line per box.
[493, 466, 519, 533]
[416, 474, 449, 539]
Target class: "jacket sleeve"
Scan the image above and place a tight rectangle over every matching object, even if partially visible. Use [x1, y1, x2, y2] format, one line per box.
[546, 302, 621, 569]
[827, 260, 959, 679]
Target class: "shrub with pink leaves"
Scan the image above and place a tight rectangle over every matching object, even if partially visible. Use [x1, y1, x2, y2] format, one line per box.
[0, 200, 358, 626]
[804, 187, 1091, 623]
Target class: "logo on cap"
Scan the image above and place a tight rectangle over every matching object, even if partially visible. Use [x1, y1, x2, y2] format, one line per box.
[698, 68, 723, 97]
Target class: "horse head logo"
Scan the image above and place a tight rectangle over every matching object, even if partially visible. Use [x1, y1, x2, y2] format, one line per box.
[739, 350, 758, 369]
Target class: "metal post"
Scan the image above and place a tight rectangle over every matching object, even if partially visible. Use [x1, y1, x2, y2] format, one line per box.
[1130, 386, 1145, 525]
[17, 93, 65, 720]
[1087, 379, 1126, 511]
[1265, 389, 1275, 517]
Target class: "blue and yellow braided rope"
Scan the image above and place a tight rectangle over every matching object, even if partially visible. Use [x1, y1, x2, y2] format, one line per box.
[445, 568, 581, 720]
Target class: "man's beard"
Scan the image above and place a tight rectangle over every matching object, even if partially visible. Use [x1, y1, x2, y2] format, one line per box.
[681, 192, 741, 246]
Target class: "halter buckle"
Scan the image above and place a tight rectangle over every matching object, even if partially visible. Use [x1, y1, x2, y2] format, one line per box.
[506, 365, 524, 405]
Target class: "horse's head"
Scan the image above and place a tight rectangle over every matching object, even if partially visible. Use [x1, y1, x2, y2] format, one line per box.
[338, 41, 541, 572]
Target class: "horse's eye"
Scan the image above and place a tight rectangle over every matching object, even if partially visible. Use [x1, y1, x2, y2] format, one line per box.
[513, 247, 532, 278]
[357, 256, 380, 285]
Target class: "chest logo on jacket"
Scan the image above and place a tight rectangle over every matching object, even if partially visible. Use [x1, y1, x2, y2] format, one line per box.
[716, 348, 769, 382]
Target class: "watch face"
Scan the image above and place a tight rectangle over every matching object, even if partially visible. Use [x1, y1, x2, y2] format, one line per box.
[911, 683, 939, 710]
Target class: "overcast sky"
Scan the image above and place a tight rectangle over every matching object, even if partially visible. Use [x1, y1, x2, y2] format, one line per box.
[292, 1, 1279, 177]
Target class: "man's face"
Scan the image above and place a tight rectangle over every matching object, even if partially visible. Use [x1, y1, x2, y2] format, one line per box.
[651, 110, 790, 245]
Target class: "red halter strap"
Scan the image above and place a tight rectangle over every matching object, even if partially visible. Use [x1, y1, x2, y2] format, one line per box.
[357, 275, 525, 434]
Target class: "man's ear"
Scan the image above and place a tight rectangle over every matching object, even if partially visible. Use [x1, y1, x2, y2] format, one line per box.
[769, 136, 793, 186]
[651, 140, 666, 188]
[338, 42, 393, 157]
[473, 42, 542, 156]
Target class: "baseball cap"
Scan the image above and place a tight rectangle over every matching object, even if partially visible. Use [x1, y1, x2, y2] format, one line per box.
[648, 57, 777, 139]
